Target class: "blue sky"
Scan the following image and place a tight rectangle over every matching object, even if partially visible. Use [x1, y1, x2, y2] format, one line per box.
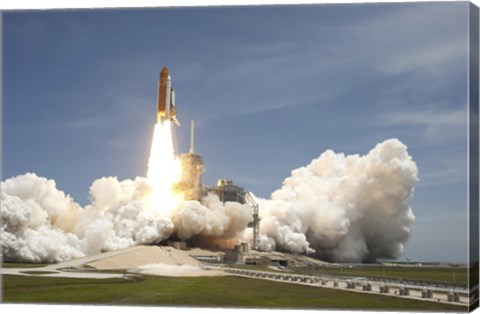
[2, 2, 471, 262]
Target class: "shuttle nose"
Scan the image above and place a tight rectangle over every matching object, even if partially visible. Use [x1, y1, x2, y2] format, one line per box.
[160, 67, 170, 79]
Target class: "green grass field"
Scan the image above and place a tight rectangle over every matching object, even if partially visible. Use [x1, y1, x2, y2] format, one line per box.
[1, 274, 466, 311]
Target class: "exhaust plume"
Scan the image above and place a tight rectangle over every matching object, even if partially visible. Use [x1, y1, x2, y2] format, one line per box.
[248, 138, 418, 262]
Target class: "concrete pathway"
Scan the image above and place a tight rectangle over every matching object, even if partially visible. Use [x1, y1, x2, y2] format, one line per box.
[1, 246, 146, 279]
[0, 267, 127, 279]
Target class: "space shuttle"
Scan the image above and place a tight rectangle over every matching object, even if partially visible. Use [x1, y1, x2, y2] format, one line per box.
[157, 66, 180, 126]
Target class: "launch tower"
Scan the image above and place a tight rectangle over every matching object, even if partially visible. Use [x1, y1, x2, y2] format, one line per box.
[178, 121, 204, 201]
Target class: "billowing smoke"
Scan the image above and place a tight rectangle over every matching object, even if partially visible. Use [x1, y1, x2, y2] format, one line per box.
[172, 194, 253, 241]
[247, 138, 418, 263]
[1, 175, 251, 263]
[1, 138, 417, 263]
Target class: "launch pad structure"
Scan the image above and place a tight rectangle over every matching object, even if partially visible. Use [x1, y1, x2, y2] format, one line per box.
[245, 192, 261, 252]
[176, 120, 260, 250]
[177, 122, 204, 201]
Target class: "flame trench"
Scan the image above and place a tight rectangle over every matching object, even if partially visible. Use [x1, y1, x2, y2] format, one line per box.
[146, 121, 183, 215]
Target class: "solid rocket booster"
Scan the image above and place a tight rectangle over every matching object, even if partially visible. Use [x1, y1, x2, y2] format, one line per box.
[157, 67, 180, 125]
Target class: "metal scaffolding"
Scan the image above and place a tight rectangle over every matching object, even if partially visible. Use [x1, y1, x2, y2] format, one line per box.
[208, 179, 246, 203]
[245, 192, 260, 251]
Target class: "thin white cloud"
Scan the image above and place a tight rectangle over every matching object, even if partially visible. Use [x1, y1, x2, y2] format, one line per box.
[46, 116, 113, 130]
[107, 139, 128, 149]
[417, 167, 466, 187]
[378, 106, 467, 143]
[382, 107, 466, 126]
[42, 95, 152, 132]
[73, 117, 112, 128]
[200, 3, 468, 121]
[350, 3, 468, 76]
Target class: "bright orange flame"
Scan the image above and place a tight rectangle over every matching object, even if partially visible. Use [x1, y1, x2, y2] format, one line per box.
[145, 121, 183, 215]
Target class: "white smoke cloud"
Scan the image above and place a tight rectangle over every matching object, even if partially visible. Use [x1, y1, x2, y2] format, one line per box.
[246, 138, 418, 262]
[1, 138, 417, 264]
[0, 175, 252, 263]
[1, 174, 174, 263]
[1, 174, 84, 262]
[172, 193, 252, 240]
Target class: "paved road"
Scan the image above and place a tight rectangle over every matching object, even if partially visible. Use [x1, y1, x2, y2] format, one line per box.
[1, 247, 145, 279]
[1, 267, 127, 279]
